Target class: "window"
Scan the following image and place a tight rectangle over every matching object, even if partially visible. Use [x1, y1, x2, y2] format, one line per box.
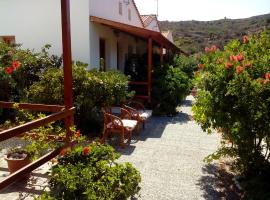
[128, 9, 131, 21]
[119, 2, 123, 15]
[0, 36, 15, 46]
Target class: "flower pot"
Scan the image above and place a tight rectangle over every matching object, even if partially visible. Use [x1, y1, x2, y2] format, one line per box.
[4, 152, 31, 176]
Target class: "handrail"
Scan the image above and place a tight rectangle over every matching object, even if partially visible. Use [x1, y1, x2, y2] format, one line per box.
[0, 107, 75, 142]
[0, 102, 65, 113]
[0, 142, 76, 190]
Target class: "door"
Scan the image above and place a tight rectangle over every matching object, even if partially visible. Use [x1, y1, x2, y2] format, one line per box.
[99, 38, 106, 71]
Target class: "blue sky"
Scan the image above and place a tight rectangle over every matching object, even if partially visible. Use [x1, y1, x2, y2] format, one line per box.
[134, 0, 270, 21]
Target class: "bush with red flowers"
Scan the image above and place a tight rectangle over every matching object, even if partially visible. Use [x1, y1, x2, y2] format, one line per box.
[0, 42, 61, 122]
[192, 30, 270, 198]
[43, 142, 141, 200]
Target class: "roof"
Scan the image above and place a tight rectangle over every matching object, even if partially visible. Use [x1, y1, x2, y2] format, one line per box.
[140, 14, 161, 32]
[162, 30, 171, 38]
[141, 15, 156, 27]
[90, 16, 188, 55]
[131, 0, 144, 27]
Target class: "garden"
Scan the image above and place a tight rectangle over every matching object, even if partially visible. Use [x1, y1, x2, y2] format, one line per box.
[1, 29, 269, 199]
[0, 41, 193, 199]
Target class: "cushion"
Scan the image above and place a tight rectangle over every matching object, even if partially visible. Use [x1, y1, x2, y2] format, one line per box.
[122, 119, 137, 130]
[138, 110, 152, 119]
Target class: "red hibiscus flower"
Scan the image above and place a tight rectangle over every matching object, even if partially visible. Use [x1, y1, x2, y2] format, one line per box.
[236, 66, 244, 74]
[82, 147, 90, 156]
[243, 36, 249, 43]
[198, 63, 205, 69]
[12, 61, 21, 70]
[225, 62, 233, 69]
[75, 130, 80, 138]
[265, 73, 270, 80]
[5, 66, 14, 74]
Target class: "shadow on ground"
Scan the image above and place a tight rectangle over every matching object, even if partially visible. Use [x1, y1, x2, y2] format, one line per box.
[197, 163, 242, 200]
[108, 100, 192, 155]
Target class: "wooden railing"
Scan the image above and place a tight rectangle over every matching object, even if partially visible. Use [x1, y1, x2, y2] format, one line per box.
[129, 81, 150, 102]
[0, 102, 75, 190]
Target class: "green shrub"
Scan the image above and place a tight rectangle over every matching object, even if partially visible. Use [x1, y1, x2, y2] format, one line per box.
[152, 65, 191, 115]
[38, 143, 141, 200]
[0, 42, 61, 102]
[173, 55, 199, 79]
[27, 65, 131, 135]
[192, 31, 270, 198]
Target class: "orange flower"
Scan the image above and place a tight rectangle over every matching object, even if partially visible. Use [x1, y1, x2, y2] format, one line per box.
[210, 45, 217, 52]
[244, 63, 252, 68]
[60, 148, 67, 156]
[75, 130, 80, 138]
[230, 55, 237, 62]
[82, 147, 90, 156]
[243, 35, 249, 43]
[216, 58, 223, 64]
[236, 54, 244, 62]
[236, 66, 244, 74]
[5, 66, 13, 74]
[263, 79, 270, 85]
[198, 63, 205, 69]
[12, 61, 21, 70]
[225, 62, 233, 69]
[205, 47, 210, 53]
[265, 73, 270, 80]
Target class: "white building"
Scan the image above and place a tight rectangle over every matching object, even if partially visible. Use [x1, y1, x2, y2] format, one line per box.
[0, 0, 182, 102]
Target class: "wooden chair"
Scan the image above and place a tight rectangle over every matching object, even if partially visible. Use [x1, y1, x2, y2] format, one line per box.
[124, 100, 152, 129]
[100, 109, 137, 148]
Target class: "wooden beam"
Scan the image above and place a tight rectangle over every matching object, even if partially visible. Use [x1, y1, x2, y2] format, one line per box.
[0, 102, 65, 113]
[61, 0, 74, 141]
[148, 37, 153, 103]
[0, 108, 75, 142]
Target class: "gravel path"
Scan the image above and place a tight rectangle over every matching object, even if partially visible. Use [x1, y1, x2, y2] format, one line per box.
[0, 95, 221, 199]
[118, 95, 220, 200]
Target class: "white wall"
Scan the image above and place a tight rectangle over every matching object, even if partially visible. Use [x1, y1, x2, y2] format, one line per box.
[89, 23, 117, 69]
[89, 23, 147, 72]
[89, 0, 143, 28]
[0, 0, 90, 65]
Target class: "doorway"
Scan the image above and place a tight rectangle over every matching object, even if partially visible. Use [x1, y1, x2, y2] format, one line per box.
[99, 38, 106, 71]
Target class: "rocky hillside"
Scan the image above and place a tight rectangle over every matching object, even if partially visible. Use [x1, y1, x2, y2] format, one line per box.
[160, 14, 270, 54]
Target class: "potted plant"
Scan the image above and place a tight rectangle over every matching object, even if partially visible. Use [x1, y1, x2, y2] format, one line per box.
[4, 147, 33, 174]
[2, 109, 65, 175]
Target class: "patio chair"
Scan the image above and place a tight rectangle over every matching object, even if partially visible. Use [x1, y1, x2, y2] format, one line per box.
[100, 109, 137, 148]
[124, 100, 152, 129]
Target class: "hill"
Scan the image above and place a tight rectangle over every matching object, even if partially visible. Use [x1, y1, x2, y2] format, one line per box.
[160, 14, 270, 54]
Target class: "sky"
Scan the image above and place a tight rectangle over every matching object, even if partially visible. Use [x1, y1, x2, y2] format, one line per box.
[134, 0, 270, 21]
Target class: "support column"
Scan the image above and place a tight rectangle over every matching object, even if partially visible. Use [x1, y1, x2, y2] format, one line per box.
[61, 0, 73, 141]
[148, 37, 153, 103]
